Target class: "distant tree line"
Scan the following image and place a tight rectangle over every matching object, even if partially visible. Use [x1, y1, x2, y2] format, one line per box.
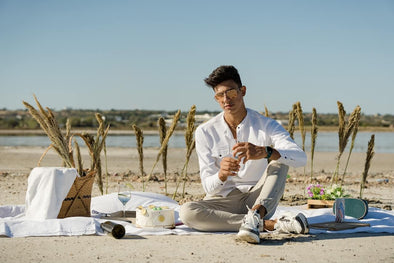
[0, 108, 393, 130]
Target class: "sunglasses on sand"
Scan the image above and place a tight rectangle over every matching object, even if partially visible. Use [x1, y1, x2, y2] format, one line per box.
[214, 88, 239, 100]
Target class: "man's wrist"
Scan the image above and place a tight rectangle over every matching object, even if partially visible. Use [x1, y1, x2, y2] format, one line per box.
[218, 172, 227, 182]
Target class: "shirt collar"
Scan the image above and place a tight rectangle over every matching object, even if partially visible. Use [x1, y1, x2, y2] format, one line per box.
[220, 108, 250, 137]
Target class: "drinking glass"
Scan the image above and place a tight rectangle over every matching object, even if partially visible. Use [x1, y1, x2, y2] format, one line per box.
[117, 183, 131, 217]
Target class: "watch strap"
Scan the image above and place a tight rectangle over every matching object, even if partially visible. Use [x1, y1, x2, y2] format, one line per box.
[265, 146, 273, 159]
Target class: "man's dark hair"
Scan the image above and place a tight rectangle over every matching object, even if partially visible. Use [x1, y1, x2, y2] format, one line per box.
[204, 65, 243, 89]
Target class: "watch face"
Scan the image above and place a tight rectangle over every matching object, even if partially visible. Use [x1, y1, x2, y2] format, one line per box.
[266, 146, 273, 159]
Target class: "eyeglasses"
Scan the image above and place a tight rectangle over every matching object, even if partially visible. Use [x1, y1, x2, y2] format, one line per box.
[214, 88, 239, 100]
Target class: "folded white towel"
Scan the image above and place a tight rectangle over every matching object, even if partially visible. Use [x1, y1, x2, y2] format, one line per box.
[25, 167, 78, 220]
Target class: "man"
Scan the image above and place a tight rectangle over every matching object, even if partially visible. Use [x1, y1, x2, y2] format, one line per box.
[180, 65, 309, 244]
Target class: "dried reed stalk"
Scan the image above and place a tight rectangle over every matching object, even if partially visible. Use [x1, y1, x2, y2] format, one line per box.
[173, 105, 196, 199]
[64, 119, 72, 167]
[295, 102, 306, 151]
[264, 105, 269, 117]
[24, 96, 110, 195]
[360, 134, 375, 198]
[65, 119, 71, 145]
[310, 107, 318, 181]
[287, 104, 297, 140]
[74, 115, 110, 194]
[132, 124, 145, 181]
[180, 139, 195, 197]
[95, 114, 106, 193]
[332, 101, 346, 184]
[37, 145, 53, 167]
[158, 117, 168, 194]
[341, 105, 361, 186]
[145, 110, 181, 191]
[96, 114, 110, 194]
[332, 102, 359, 184]
[295, 102, 306, 178]
[23, 95, 74, 168]
[74, 139, 83, 176]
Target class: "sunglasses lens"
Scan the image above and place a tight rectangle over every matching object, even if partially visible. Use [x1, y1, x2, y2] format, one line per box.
[215, 88, 239, 100]
[226, 89, 238, 99]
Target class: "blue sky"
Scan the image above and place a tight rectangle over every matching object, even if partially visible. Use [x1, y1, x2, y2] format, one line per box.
[1, 0, 393, 114]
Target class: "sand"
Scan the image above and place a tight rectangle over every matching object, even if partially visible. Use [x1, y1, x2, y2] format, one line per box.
[0, 146, 393, 262]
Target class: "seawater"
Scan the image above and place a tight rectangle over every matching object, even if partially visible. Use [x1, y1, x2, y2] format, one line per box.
[0, 132, 393, 153]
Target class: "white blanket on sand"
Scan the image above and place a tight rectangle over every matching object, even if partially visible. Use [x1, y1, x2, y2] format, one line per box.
[1, 192, 393, 238]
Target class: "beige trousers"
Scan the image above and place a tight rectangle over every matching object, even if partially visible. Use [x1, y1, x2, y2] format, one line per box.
[179, 161, 289, 232]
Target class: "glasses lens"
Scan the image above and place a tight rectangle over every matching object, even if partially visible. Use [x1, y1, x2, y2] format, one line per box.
[214, 88, 238, 100]
[226, 89, 238, 99]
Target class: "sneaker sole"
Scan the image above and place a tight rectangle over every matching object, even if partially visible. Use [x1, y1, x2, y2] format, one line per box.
[295, 213, 309, 234]
[332, 198, 368, 219]
[237, 229, 260, 244]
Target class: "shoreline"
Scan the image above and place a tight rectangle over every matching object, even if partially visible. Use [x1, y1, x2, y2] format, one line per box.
[1, 126, 393, 136]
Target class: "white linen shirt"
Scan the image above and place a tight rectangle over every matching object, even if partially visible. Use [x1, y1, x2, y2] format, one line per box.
[195, 108, 307, 197]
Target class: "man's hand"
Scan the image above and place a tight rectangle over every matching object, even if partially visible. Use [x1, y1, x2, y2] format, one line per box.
[232, 142, 266, 164]
[218, 157, 240, 182]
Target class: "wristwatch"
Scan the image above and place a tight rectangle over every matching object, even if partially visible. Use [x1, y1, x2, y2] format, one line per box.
[265, 146, 273, 159]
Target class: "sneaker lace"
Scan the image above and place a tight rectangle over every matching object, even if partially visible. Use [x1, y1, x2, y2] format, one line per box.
[275, 213, 301, 234]
[243, 206, 260, 229]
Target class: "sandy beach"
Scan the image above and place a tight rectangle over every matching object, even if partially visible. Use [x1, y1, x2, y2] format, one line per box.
[0, 146, 393, 262]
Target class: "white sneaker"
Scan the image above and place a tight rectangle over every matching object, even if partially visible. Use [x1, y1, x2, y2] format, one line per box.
[237, 207, 261, 244]
[274, 213, 309, 234]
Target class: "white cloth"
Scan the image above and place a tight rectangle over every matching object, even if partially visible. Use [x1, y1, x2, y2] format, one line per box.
[1, 193, 394, 237]
[273, 206, 394, 234]
[0, 191, 186, 237]
[25, 167, 78, 220]
[195, 108, 307, 197]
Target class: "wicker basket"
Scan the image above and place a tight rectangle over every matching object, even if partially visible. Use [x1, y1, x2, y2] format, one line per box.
[58, 170, 95, 218]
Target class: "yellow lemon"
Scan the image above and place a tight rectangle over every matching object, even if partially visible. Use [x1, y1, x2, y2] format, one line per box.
[139, 207, 147, 215]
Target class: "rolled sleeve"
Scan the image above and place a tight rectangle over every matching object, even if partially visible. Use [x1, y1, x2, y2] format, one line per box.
[276, 148, 307, 167]
[267, 118, 307, 167]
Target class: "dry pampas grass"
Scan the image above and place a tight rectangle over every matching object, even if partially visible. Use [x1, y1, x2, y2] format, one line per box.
[73, 113, 110, 194]
[287, 103, 297, 140]
[332, 101, 346, 184]
[295, 102, 306, 152]
[332, 102, 360, 185]
[310, 107, 318, 180]
[145, 110, 181, 191]
[23, 96, 110, 194]
[264, 105, 269, 117]
[173, 105, 196, 199]
[360, 134, 375, 198]
[341, 105, 361, 185]
[23, 95, 74, 168]
[295, 102, 306, 178]
[132, 124, 145, 180]
[95, 113, 110, 194]
[74, 138, 83, 176]
[158, 117, 169, 194]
